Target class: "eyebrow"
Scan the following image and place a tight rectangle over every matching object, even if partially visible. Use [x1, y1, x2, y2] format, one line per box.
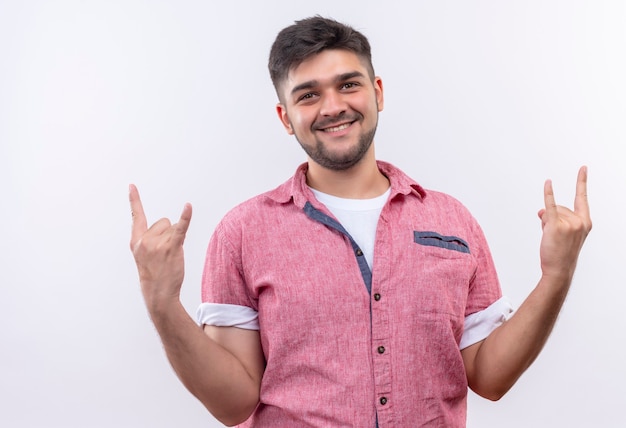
[290, 71, 367, 96]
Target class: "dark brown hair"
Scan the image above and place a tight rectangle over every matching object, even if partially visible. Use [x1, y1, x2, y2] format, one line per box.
[268, 16, 374, 96]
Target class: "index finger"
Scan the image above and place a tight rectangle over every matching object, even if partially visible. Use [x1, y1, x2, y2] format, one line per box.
[574, 165, 590, 219]
[129, 184, 148, 247]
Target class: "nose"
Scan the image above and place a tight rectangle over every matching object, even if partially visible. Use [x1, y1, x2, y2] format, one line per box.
[319, 90, 347, 117]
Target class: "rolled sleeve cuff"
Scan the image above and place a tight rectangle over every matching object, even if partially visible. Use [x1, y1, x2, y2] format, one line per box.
[460, 296, 514, 350]
[196, 303, 260, 330]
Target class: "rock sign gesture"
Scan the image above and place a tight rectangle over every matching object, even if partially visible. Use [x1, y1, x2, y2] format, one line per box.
[538, 166, 592, 283]
[127, 166, 592, 304]
[129, 184, 193, 308]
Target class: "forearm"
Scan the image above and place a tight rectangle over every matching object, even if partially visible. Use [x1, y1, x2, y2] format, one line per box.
[466, 274, 570, 400]
[147, 298, 261, 426]
[129, 188, 261, 425]
[464, 167, 591, 400]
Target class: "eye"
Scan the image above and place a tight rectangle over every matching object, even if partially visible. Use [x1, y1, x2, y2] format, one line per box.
[341, 82, 359, 90]
[297, 92, 317, 102]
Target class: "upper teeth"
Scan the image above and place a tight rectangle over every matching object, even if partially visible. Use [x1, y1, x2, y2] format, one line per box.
[325, 123, 350, 132]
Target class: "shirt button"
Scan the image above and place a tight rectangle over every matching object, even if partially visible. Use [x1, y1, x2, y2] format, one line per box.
[356, 248, 363, 256]
[374, 293, 381, 301]
[377, 346, 385, 354]
[380, 397, 387, 405]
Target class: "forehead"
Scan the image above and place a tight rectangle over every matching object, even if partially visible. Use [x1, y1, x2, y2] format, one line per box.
[282, 49, 370, 92]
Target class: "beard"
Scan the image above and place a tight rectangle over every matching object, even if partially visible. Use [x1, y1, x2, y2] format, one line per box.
[293, 114, 378, 171]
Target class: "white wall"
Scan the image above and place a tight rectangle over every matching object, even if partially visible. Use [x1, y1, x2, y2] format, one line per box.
[1, 1, 624, 427]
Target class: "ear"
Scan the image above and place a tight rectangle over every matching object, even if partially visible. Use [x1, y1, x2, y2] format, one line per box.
[374, 77, 384, 112]
[276, 103, 294, 135]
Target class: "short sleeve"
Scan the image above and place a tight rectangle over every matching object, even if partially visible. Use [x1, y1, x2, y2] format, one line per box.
[464, 213, 503, 317]
[196, 302, 259, 330]
[200, 220, 258, 310]
[460, 297, 514, 349]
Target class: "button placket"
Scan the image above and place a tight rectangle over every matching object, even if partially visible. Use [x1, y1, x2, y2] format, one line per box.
[370, 216, 393, 424]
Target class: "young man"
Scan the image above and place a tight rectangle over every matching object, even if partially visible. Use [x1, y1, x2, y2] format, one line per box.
[129, 16, 591, 427]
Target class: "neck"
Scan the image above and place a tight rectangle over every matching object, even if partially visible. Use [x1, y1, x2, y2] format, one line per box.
[305, 148, 389, 199]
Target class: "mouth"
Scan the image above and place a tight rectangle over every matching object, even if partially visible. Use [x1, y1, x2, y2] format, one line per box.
[322, 122, 352, 133]
[316, 119, 358, 134]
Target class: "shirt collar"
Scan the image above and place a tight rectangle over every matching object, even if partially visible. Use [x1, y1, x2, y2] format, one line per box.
[266, 161, 427, 208]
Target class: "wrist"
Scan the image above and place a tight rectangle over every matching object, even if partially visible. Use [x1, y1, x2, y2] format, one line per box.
[538, 271, 573, 296]
[141, 282, 182, 315]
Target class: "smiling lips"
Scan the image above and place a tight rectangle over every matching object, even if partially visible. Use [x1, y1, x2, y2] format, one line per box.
[323, 122, 352, 133]
[314, 112, 361, 133]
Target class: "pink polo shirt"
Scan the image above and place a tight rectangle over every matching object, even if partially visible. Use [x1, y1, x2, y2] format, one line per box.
[200, 161, 504, 427]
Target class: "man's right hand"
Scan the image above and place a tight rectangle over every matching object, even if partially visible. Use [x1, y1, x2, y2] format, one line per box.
[129, 184, 192, 309]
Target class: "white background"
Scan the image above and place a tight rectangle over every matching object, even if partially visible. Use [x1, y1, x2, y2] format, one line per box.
[1, 1, 624, 427]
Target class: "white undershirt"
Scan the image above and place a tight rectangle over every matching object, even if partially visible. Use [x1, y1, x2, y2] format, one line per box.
[309, 186, 391, 270]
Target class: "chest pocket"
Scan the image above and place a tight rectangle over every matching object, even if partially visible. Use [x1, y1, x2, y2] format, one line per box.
[409, 230, 475, 329]
[414, 231, 470, 254]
